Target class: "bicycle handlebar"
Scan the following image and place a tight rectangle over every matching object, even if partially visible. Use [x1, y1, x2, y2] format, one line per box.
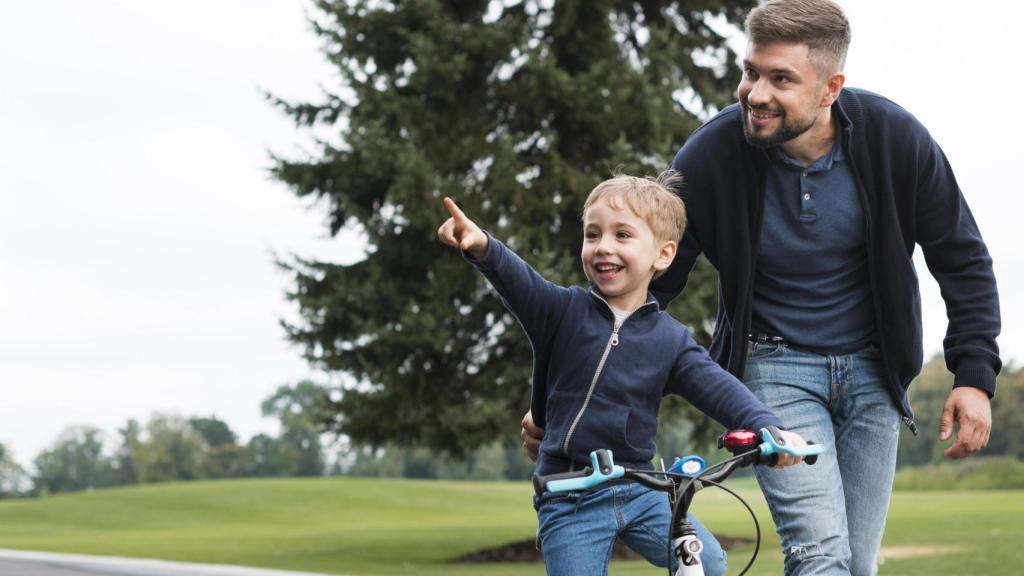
[536, 427, 825, 495]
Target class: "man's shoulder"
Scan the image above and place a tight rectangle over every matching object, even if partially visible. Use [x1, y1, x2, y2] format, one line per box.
[681, 103, 744, 151]
[839, 87, 926, 133]
[671, 103, 745, 178]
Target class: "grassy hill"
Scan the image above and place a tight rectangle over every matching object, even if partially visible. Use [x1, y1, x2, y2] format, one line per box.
[0, 477, 1021, 575]
[0, 477, 537, 575]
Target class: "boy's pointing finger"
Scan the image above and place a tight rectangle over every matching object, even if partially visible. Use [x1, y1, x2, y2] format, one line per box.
[443, 197, 467, 221]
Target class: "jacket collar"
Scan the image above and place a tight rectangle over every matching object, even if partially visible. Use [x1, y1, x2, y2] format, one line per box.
[587, 285, 661, 319]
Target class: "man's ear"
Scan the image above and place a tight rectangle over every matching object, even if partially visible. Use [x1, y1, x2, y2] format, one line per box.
[821, 71, 845, 108]
[654, 240, 677, 272]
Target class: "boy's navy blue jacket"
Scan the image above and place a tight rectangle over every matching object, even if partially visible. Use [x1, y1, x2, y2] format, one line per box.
[469, 235, 783, 476]
[652, 87, 1002, 426]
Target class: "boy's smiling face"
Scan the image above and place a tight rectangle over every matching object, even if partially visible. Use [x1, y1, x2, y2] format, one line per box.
[581, 198, 676, 312]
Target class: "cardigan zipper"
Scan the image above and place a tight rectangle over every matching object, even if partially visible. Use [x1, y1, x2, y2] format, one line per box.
[737, 149, 770, 380]
[843, 125, 918, 435]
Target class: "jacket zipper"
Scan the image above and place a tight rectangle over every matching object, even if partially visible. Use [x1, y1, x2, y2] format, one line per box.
[843, 125, 918, 435]
[561, 294, 655, 467]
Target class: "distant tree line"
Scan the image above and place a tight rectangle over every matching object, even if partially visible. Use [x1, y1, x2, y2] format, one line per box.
[0, 382, 327, 498]
[0, 378, 543, 498]
[2, 360, 1019, 499]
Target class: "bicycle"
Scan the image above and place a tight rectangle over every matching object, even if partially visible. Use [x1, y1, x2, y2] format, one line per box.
[533, 426, 825, 576]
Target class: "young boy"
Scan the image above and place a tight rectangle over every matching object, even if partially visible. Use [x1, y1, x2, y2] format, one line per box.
[437, 172, 807, 576]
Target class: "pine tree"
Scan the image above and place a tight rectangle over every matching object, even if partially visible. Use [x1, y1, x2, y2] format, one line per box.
[273, 0, 754, 456]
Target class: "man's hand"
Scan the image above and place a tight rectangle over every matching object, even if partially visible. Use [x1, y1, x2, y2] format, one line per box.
[940, 387, 992, 459]
[437, 197, 488, 258]
[773, 430, 809, 469]
[521, 410, 544, 462]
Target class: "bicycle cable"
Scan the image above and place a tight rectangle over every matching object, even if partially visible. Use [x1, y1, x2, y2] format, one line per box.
[695, 477, 762, 576]
[654, 450, 762, 576]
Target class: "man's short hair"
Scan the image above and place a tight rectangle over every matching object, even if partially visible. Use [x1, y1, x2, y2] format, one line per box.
[745, 0, 851, 77]
[583, 171, 687, 243]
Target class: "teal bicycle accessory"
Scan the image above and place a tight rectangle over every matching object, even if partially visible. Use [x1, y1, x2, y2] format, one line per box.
[669, 455, 706, 477]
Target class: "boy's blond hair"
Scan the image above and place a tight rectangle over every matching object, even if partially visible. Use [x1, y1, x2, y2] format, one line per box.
[583, 171, 687, 243]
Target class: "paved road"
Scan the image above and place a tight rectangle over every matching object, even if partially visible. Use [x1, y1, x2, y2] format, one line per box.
[0, 550, 341, 576]
[0, 556, 92, 576]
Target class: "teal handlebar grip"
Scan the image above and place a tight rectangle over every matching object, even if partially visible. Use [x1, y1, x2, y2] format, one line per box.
[759, 427, 825, 464]
[546, 450, 625, 493]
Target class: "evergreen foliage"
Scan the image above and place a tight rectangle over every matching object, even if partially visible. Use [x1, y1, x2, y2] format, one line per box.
[272, 0, 753, 456]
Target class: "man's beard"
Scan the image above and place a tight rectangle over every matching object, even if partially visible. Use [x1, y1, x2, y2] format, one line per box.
[741, 102, 816, 148]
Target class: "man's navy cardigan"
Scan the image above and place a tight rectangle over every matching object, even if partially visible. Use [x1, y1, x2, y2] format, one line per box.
[651, 87, 1002, 427]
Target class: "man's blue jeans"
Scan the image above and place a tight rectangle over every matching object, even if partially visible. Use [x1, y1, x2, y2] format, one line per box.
[535, 482, 727, 575]
[745, 341, 901, 576]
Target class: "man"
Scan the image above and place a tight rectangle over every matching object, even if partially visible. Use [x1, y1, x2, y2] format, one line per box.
[521, 1, 1001, 574]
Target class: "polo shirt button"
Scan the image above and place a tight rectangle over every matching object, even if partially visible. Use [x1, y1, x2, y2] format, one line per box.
[804, 193, 811, 200]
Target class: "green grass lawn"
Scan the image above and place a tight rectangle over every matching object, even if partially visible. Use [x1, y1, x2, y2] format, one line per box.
[0, 477, 1020, 575]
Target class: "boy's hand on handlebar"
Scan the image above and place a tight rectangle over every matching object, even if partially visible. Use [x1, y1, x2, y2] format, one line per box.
[773, 430, 809, 468]
[438, 197, 488, 258]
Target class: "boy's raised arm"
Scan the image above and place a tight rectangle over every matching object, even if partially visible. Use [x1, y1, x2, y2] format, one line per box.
[437, 197, 488, 258]
[435, 195, 573, 407]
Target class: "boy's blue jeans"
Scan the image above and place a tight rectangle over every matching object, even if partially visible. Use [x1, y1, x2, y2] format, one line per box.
[535, 482, 727, 576]
[744, 341, 901, 576]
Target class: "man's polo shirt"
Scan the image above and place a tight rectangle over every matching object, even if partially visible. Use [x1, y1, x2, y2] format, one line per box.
[750, 131, 877, 355]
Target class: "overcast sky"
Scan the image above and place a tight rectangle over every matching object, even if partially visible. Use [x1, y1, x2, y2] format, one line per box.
[1, 0, 1020, 466]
